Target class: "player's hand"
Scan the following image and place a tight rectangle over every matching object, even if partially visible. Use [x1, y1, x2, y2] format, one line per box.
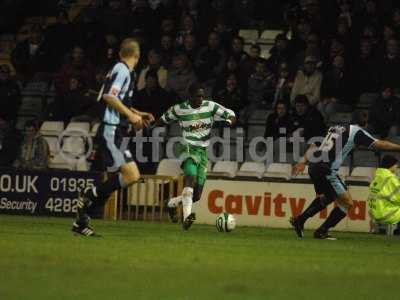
[292, 163, 306, 176]
[141, 112, 155, 128]
[128, 113, 143, 130]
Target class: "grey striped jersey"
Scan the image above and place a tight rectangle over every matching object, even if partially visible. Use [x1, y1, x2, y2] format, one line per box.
[161, 100, 235, 147]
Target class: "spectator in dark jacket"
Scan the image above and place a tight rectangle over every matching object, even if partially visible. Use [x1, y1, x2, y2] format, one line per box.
[266, 33, 292, 73]
[0, 64, 21, 121]
[213, 73, 245, 118]
[195, 31, 226, 84]
[380, 38, 400, 89]
[11, 25, 50, 81]
[291, 94, 326, 142]
[135, 70, 173, 119]
[265, 101, 293, 141]
[54, 46, 95, 95]
[0, 116, 21, 168]
[368, 87, 400, 138]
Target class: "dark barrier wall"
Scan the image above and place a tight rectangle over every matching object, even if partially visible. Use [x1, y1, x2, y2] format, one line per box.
[0, 168, 102, 217]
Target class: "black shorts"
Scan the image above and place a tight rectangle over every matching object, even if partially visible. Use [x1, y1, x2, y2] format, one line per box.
[308, 162, 347, 201]
[96, 124, 133, 172]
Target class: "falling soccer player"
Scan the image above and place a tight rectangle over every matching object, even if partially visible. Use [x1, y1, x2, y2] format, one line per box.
[72, 38, 154, 236]
[153, 83, 236, 230]
[291, 111, 400, 239]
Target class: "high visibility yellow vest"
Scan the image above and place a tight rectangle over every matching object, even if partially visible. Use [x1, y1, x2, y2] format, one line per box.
[368, 168, 400, 224]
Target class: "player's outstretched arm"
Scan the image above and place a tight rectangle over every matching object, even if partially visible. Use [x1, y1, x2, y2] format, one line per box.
[130, 107, 155, 127]
[373, 140, 400, 151]
[292, 144, 317, 176]
[103, 94, 143, 128]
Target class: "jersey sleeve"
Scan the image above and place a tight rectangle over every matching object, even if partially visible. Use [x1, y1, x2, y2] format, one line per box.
[211, 101, 235, 121]
[103, 64, 130, 100]
[160, 105, 179, 124]
[354, 128, 377, 148]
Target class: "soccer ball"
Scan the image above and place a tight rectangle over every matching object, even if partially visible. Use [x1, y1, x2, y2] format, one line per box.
[216, 213, 236, 232]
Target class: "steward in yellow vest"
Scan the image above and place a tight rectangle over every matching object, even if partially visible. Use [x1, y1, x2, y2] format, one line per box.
[368, 155, 400, 224]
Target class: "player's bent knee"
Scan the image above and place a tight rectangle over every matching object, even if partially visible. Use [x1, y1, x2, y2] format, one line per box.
[120, 162, 140, 185]
[337, 193, 353, 208]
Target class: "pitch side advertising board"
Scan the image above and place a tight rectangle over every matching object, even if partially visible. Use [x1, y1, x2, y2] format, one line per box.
[0, 169, 101, 217]
[193, 179, 371, 232]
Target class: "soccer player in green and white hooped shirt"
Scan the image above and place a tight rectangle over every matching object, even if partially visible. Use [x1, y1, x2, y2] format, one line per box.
[153, 83, 236, 230]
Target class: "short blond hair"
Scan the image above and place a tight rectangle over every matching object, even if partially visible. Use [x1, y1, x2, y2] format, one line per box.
[119, 38, 140, 59]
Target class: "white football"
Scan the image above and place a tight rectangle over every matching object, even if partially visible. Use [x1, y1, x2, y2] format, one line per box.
[216, 213, 236, 232]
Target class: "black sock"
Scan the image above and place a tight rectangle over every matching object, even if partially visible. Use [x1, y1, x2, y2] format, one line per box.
[297, 196, 330, 224]
[318, 207, 347, 232]
[87, 174, 124, 208]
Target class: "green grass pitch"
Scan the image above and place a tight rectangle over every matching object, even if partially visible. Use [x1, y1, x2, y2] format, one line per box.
[0, 216, 399, 300]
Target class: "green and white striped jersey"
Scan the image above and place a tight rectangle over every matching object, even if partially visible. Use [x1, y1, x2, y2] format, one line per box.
[161, 100, 235, 147]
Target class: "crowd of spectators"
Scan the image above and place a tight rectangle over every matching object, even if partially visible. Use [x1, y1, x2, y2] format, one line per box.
[1, 0, 400, 169]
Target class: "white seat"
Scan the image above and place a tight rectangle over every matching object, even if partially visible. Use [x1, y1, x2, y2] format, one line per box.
[263, 163, 292, 180]
[76, 158, 90, 171]
[210, 161, 239, 178]
[338, 166, 350, 178]
[258, 30, 284, 44]
[156, 159, 182, 177]
[18, 96, 43, 116]
[22, 81, 48, 96]
[48, 154, 73, 170]
[62, 136, 86, 157]
[65, 122, 90, 134]
[239, 29, 259, 42]
[346, 167, 376, 182]
[40, 121, 64, 136]
[236, 162, 266, 178]
[43, 136, 60, 156]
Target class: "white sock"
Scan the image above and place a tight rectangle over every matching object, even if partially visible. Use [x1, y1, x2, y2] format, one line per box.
[181, 187, 194, 220]
[167, 196, 182, 208]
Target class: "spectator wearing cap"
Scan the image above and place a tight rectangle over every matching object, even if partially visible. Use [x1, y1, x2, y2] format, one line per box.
[368, 87, 400, 138]
[14, 120, 49, 170]
[291, 94, 326, 142]
[137, 48, 168, 90]
[0, 64, 21, 122]
[368, 155, 400, 227]
[290, 55, 322, 106]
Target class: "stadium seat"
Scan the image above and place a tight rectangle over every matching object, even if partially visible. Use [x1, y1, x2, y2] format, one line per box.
[236, 162, 266, 178]
[65, 122, 90, 134]
[43, 136, 60, 156]
[248, 109, 271, 125]
[346, 167, 376, 182]
[238, 29, 259, 42]
[338, 166, 350, 179]
[352, 149, 378, 167]
[21, 81, 48, 96]
[18, 96, 43, 117]
[210, 161, 239, 178]
[156, 159, 182, 177]
[76, 158, 90, 171]
[263, 163, 292, 180]
[48, 154, 73, 170]
[40, 121, 64, 136]
[207, 161, 213, 172]
[357, 93, 378, 109]
[258, 30, 284, 44]
[246, 125, 266, 142]
[62, 136, 86, 157]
